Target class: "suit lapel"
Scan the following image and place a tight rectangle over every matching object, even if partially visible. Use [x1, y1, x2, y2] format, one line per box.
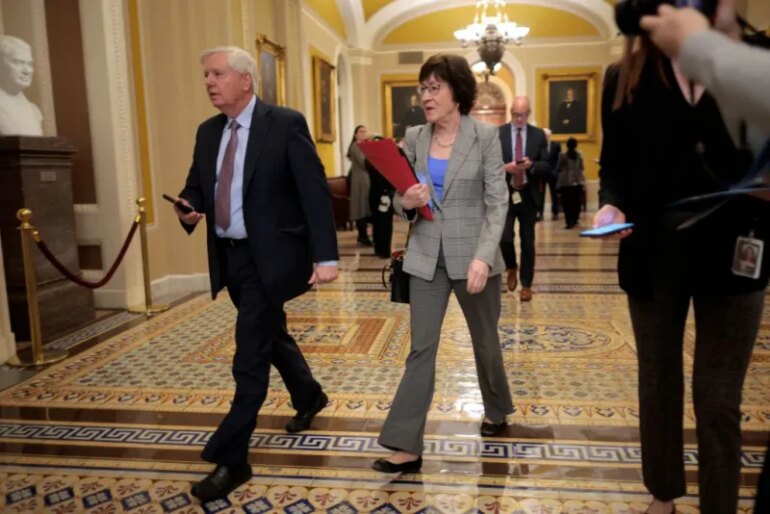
[442, 115, 475, 198]
[500, 123, 512, 163]
[242, 99, 272, 195]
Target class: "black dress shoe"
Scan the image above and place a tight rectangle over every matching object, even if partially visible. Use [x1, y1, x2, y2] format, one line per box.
[285, 391, 329, 433]
[190, 463, 252, 502]
[480, 420, 507, 437]
[371, 456, 422, 473]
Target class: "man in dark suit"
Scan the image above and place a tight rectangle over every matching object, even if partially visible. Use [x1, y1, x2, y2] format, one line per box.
[538, 128, 562, 221]
[499, 96, 550, 301]
[173, 46, 339, 502]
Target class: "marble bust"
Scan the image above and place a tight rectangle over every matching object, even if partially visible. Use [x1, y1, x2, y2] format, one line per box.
[0, 35, 43, 136]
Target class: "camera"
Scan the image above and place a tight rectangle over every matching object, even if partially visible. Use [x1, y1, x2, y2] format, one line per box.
[615, 0, 717, 36]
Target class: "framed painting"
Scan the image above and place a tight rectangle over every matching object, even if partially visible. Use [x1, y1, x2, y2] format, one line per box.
[382, 78, 424, 139]
[312, 55, 336, 143]
[255, 34, 286, 106]
[538, 70, 599, 142]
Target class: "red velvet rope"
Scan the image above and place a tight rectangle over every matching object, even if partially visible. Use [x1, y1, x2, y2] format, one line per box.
[34, 220, 140, 289]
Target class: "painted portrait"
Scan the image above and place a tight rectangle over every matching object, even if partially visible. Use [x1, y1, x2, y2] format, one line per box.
[312, 55, 335, 143]
[537, 70, 599, 142]
[255, 34, 285, 106]
[382, 78, 425, 139]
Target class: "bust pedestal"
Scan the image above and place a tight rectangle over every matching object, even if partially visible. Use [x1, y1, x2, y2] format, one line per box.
[0, 136, 94, 342]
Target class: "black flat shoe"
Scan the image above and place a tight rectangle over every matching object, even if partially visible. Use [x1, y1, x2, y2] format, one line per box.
[285, 391, 329, 433]
[371, 456, 422, 473]
[480, 420, 507, 437]
[357, 238, 373, 247]
[191, 463, 252, 502]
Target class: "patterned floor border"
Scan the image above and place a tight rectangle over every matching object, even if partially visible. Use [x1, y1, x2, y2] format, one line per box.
[0, 422, 764, 470]
[0, 455, 760, 513]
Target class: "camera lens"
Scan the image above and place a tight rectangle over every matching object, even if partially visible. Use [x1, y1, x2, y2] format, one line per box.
[615, 0, 665, 36]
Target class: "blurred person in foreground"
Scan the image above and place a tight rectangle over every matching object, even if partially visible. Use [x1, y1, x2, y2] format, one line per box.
[592, 0, 769, 511]
[642, 2, 770, 510]
[372, 54, 514, 474]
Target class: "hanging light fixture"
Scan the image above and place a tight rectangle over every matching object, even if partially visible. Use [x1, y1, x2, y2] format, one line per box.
[454, 0, 529, 75]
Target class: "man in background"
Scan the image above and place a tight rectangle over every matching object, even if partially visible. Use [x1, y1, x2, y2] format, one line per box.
[499, 96, 550, 301]
[537, 127, 562, 221]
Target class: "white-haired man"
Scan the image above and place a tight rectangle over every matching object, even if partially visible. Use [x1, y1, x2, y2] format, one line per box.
[0, 35, 43, 135]
[173, 46, 339, 502]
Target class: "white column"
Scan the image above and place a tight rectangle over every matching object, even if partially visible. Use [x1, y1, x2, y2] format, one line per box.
[75, 0, 143, 308]
[0, 230, 17, 364]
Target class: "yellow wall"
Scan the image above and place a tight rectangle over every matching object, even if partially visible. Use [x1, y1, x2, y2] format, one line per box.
[746, 0, 770, 28]
[362, 0, 392, 21]
[303, 0, 347, 39]
[131, 0, 279, 281]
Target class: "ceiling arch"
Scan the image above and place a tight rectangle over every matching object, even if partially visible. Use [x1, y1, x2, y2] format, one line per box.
[381, 4, 600, 45]
[355, 0, 616, 49]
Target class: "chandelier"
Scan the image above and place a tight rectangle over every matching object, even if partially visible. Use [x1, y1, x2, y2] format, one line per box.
[453, 0, 529, 74]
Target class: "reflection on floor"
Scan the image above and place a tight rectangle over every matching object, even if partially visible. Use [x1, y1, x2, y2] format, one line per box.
[1, 216, 768, 513]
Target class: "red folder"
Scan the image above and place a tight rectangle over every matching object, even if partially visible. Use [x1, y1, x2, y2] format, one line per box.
[357, 139, 433, 221]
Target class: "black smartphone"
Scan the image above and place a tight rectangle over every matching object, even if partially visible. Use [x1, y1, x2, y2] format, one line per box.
[162, 193, 194, 214]
[515, 159, 526, 164]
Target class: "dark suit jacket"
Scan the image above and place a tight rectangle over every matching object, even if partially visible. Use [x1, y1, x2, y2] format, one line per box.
[547, 141, 562, 178]
[498, 123, 550, 210]
[180, 98, 339, 305]
[599, 63, 769, 297]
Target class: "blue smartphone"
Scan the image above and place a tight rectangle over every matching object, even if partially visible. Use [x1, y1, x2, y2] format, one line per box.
[580, 223, 634, 237]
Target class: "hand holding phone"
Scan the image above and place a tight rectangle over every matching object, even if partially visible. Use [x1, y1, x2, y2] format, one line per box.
[162, 193, 194, 214]
[580, 223, 634, 237]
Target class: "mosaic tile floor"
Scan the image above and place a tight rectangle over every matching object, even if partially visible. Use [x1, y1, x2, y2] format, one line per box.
[1, 215, 768, 513]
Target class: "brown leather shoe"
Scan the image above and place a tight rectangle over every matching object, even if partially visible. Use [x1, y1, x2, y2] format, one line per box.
[506, 268, 518, 292]
[520, 287, 533, 301]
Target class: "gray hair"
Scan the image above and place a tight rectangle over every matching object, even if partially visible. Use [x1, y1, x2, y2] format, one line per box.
[200, 46, 257, 93]
[1, 35, 32, 59]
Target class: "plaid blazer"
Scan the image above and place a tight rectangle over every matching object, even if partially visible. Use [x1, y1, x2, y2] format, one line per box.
[394, 115, 508, 281]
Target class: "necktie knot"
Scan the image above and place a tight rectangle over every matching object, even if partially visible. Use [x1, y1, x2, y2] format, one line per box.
[229, 120, 239, 131]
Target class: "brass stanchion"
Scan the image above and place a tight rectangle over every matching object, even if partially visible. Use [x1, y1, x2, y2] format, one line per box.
[7, 209, 67, 367]
[129, 198, 169, 316]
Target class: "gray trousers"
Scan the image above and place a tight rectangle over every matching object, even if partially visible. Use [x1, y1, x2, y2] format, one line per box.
[378, 259, 514, 456]
[628, 288, 765, 513]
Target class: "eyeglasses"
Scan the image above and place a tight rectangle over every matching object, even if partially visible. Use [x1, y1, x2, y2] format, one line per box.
[417, 83, 442, 96]
[511, 111, 530, 118]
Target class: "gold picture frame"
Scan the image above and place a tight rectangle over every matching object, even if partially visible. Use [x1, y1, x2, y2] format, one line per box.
[312, 55, 336, 143]
[382, 76, 423, 139]
[255, 33, 286, 106]
[537, 69, 600, 142]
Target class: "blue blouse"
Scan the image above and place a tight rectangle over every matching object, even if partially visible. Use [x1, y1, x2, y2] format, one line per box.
[427, 155, 448, 202]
